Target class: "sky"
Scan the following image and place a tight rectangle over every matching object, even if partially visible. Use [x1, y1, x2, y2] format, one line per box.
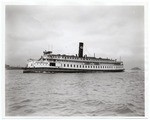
[5, 5, 144, 70]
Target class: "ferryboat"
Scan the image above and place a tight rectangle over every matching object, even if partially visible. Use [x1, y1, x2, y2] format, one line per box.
[23, 42, 125, 73]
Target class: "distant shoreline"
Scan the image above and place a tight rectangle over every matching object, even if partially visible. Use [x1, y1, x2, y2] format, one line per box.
[5, 67, 24, 70]
[5, 64, 24, 70]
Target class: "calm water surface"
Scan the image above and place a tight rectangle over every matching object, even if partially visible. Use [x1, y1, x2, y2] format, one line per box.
[5, 70, 144, 116]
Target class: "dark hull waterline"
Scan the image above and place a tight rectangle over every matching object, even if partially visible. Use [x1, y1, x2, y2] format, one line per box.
[23, 68, 125, 73]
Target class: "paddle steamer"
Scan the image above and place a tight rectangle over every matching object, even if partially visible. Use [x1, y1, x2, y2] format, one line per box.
[23, 42, 124, 73]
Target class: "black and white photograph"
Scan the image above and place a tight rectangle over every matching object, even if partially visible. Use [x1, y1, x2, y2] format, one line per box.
[4, 2, 146, 117]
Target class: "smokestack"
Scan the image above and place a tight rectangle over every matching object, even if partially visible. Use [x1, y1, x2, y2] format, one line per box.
[78, 42, 84, 57]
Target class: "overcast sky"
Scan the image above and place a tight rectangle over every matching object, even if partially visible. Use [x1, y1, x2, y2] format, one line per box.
[5, 5, 144, 69]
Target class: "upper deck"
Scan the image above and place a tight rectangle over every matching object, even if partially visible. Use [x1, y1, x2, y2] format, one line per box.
[42, 52, 123, 65]
[41, 42, 124, 65]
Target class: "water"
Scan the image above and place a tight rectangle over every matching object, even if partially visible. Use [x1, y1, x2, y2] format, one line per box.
[5, 70, 144, 116]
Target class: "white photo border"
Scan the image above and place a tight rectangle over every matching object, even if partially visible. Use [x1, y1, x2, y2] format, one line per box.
[1, 0, 149, 120]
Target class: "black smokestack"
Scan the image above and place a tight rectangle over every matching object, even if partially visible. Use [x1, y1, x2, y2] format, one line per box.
[78, 42, 83, 57]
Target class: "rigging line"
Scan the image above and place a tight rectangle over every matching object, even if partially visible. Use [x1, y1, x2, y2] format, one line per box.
[70, 44, 78, 55]
[84, 44, 91, 56]
[48, 45, 49, 51]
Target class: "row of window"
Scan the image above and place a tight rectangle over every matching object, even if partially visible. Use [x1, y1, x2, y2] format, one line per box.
[47, 55, 113, 62]
[63, 64, 122, 69]
[35, 62, 55, 66]
[45, 59, 116, 65]
[31, 62, 123, 69]
[34, 62, 48, 66]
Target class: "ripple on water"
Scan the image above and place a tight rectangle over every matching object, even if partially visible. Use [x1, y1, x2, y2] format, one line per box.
[5, 70, 144, 116]
[114, 104, 135, 116]
[82, 100, 104, 106]
[10, 105, 28, 111]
